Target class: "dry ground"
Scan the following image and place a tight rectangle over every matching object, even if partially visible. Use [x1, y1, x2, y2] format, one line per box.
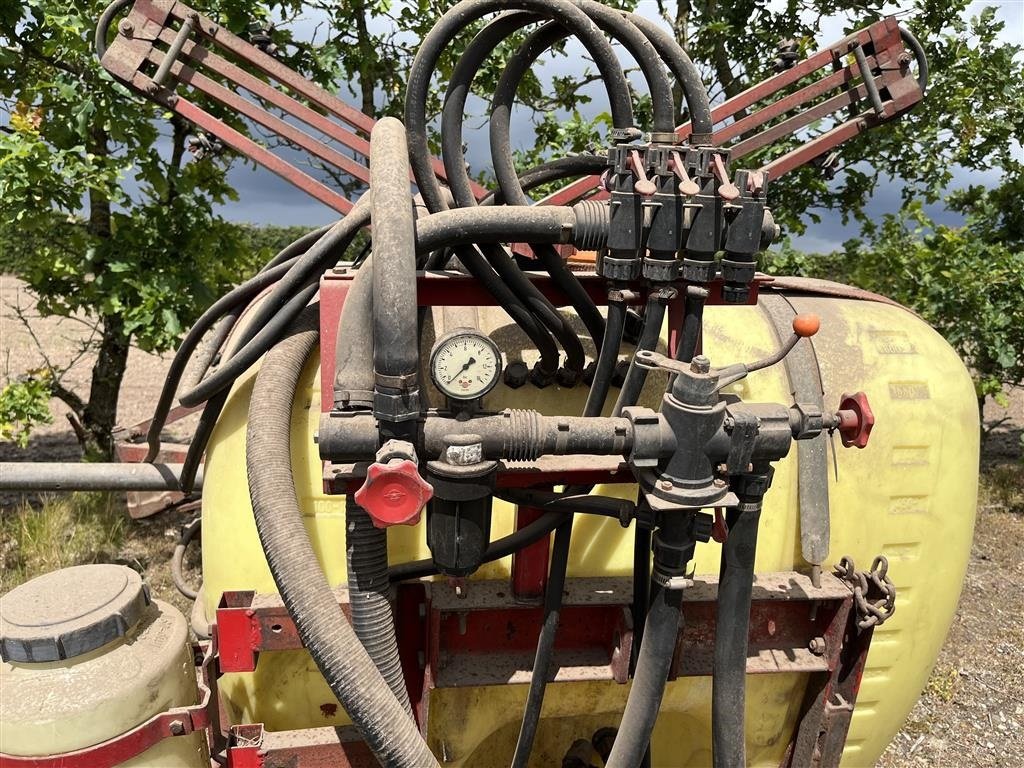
[1, 274, 1021, 765]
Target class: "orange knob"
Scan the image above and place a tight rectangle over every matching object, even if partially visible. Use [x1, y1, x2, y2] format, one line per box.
[792, 314, 821, 338]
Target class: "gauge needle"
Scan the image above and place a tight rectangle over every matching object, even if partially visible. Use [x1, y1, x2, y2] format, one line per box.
[446, 357, 476, 385]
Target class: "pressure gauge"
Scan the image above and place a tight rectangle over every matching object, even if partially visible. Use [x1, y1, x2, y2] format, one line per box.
[429, 329, 503, 402]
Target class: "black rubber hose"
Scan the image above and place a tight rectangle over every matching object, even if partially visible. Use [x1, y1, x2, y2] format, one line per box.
[180, 199, 371, 407]
[675, 288, 707, 363]
[144, 257, 298, 462]
[480, 155, 608, 206]
[171, 516, 202, 601]
[440, 12, 585, 375]
[333, 259, 374, 410]
[370, 118, 419, 413]
[388, 510, 563, 584]
[178, 280, 319, 493]
[623, 12, 713, 140]
[462, 16, 606, 351]
[605, 515, 692, 768]
[899, 25, 929, 92]
[414, 206, 576, 254]
[454, 245, 561, 377]
[612, 293, 668, 416]
[511, 517, 571, 768]
[95, 0, 132, 58]
[246, 305, 438, 768]
[405, 0, 635, 214]
[512, 293, 626, 766]
[346, 496, 413, 717]
[712, 502, 763, 768]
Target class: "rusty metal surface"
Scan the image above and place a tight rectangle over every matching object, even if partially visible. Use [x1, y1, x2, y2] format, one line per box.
[226, 723, 379, 768]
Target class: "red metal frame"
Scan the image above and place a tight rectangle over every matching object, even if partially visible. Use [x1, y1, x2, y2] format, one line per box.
[207, 572, 868, 766]
[100, 5, 923, 215]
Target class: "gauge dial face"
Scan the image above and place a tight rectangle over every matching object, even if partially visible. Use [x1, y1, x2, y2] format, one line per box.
[430, 330, 503, 401]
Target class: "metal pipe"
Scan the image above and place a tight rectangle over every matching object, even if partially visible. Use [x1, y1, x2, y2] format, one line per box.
[0, 463, 201, 492]
[153, 13, 196, 87]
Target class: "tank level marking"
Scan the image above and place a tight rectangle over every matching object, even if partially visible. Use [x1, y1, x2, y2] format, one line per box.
[877, 541, 923, 561]
[887, 494, 931, 516]
[890, 445, 931, 466]
[869, 330, 918, 355]
[888, 381, 931, 400]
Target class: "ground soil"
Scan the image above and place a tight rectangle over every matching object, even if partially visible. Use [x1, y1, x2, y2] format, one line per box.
[1, 274, 1021, 765]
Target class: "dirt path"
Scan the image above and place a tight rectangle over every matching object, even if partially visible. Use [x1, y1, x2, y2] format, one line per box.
[2, 275, 1022, 765]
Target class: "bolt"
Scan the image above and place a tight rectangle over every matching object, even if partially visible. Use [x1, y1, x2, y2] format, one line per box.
[809, 636, 827, 656]
[118, 20, 134, 36]
[713, 478, 727, 489]
[659, 480, 674, 491]
[503, 360, 529, 389]
[690, 355, 711, 374]
[169, 720, 186, 736]
[144, 82, 160, 95]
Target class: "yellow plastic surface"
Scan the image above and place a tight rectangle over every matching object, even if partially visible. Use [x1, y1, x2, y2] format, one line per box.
[0, 600, 208, 766]
[201, 294, 978, 767]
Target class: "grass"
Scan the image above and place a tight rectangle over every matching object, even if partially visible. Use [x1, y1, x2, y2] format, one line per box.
[0, 492, 126, 593]
[979, 460, 1024, 515]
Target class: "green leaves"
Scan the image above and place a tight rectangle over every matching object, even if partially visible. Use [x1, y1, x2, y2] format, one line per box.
[0, 374, 54, 449]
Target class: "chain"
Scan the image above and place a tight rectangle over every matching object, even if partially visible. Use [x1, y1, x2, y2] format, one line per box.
[834, 554, 896, 630]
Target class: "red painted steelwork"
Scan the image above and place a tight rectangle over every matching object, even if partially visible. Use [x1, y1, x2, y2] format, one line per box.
[226, 724, 378, 768]
[511, 505, 552, 600]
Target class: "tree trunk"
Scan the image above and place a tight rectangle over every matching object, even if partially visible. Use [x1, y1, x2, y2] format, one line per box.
[352, 0, 377, 117]
[81, 314, 130, 461]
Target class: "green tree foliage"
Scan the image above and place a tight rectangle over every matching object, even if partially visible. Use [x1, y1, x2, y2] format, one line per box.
[0, 1, 294, 457]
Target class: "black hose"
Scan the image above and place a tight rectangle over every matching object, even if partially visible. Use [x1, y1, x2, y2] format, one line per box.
[480, 18, 610, 351]
[712, 501, 763, 768]
[388, 510, 564, 584]
[605, 514, 694, 768]
[612, 293, 668, 416]
[405, 0, 635, 214]
[624, 12, 713, 140]
[414, 206, 576, 254]
[144, 257, 298, 462]
[370, 118, 420, 425]
[511, 293, 626, 765]
[511, 517, 571, 768]
[180, 200, 371, 407]
[95, 0, 132, 58]
[334, 259, 375, 410]
[246, 305, 438, 768]
[171, 516, 202, 600]
[675, 287, 708, 364]
[480, 155, 608, 206]
[440, 12, 586, 376]
[346, 496, 413, 717]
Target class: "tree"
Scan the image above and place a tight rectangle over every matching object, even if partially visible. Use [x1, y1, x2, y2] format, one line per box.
[0, 1, 284, 458]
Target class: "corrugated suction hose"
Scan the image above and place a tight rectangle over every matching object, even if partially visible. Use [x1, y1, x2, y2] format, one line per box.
[346, 494, 413, 716]
[246, 304, 438, 768]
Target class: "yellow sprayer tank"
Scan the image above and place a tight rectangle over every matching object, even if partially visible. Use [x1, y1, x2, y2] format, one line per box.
[199, 283, 978, 767]
[0, 565, 209, 767]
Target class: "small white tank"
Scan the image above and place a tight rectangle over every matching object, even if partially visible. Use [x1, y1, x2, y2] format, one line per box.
[0, 564, 209, 767]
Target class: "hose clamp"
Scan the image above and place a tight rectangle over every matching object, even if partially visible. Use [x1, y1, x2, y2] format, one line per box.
[651, 568, 693, 590]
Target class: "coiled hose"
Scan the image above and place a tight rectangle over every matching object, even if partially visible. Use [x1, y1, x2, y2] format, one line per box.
[246, 304, 437, 768]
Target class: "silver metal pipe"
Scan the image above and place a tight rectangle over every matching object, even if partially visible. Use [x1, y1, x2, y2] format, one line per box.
[0, 463, 202, 492]
[152, 12, 196, 86]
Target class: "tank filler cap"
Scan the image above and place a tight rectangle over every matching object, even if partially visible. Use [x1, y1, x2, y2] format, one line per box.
[0, 564, 151, 663]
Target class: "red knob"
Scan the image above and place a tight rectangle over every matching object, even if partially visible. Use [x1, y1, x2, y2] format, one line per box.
[353, 459, 433, 528]
[836, 392, 875, 449]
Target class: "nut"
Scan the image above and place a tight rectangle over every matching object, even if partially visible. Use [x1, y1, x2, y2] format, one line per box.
[118, 20, 134, 36]
[169, 720, 186, 736]
[808, 636, 827, 656]
[690, 355, 711, 374]
[503, 360, 529, 389]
